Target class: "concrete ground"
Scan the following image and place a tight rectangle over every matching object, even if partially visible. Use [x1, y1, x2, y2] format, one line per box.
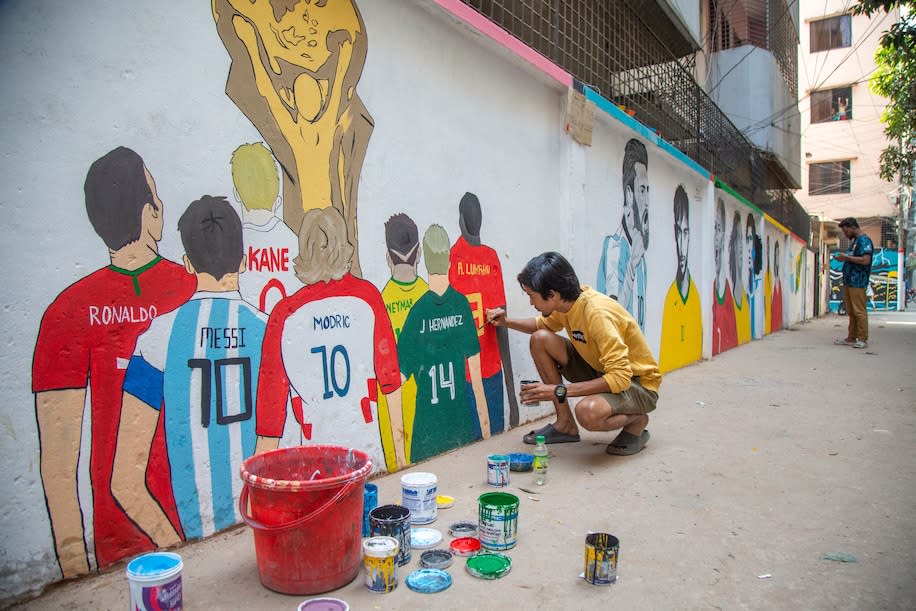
[13, 311, 916, 611]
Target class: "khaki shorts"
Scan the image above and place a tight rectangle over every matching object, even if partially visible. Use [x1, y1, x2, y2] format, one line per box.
[561, 338, 658, 415]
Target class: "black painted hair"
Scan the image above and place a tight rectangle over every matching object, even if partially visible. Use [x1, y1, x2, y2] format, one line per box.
[84, 146, 154, 250]
[385, 213, 420, 265]
[459, 192, 483, 237]
[517, 252, 581, 301]
[178, 195, 244, 280]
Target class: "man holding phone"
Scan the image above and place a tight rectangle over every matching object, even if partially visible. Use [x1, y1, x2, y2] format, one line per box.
[833, 217, 874, 349]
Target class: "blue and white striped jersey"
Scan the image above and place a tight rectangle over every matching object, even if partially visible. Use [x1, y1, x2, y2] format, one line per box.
[123, 291, 268, 540]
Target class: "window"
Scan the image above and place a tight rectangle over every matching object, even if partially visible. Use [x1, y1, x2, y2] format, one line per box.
[809, 161, 851, 195]
[810, 15, 852, 52]
[810, 86, 853, 123]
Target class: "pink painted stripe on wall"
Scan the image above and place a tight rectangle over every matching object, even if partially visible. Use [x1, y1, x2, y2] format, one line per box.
[432, 0, 573, 87]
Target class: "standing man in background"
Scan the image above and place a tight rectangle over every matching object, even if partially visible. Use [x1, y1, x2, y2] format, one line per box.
[834, 217, 874, 349]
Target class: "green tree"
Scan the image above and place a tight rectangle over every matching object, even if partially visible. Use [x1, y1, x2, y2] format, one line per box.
[852, 1, 916, 184]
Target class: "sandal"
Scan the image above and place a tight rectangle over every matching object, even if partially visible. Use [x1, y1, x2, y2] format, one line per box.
[522, 423, 580, 445]
[606, 430, 650, 456]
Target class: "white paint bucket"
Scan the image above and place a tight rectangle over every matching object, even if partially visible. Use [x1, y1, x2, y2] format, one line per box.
[400, 472, 438, 524]
[125, 552, 183, 611]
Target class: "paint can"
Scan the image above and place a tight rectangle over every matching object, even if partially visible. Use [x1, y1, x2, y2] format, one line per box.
[486, 454, 510, 487]
[125, 552, 183, 611]
[362, 483, 378, 537]
[584, 532, 619, 585]
[478, 492, 519, 551]
[520, 380, 540, 406]
[400, 472, 438, 524]
[369, 504, 412, 566]
[362, 536, 399, 593]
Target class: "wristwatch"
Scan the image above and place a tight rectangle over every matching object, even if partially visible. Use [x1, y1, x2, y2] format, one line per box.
[554, 383, 568, 404]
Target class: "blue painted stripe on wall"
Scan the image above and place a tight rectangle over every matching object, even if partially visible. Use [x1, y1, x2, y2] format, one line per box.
[583, 86, 712, 181]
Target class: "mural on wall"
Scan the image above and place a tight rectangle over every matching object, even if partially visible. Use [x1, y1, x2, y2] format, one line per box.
[764, 234, 772, 335]
[212, 0, 374, 277]
[658, 185, 702, 373]
[114, 196, 273, 543]
[828, 248, 899, 312]
[32, 147, 196, 577]
[448, 192, 518, 433]
[745, 213, 763, 339]
[256, 207, 406, 470]
[233, 142, 302, 315]
[597, 138, 650, 331]
[771, 236, 784, 331]
[729, 210, 751, 345]
[398, 225, 491, 464]
[712, 197, 738, 355]
[378, 213, 428, 470]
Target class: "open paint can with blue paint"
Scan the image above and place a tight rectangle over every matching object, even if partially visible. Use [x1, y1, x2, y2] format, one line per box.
[125, 552, 183, 611]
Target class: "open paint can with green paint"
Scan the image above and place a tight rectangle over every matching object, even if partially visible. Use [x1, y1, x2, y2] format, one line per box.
[477, 492, 519, 550]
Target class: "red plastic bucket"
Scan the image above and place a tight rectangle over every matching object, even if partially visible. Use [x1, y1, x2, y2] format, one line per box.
[239, 445, 372, 595]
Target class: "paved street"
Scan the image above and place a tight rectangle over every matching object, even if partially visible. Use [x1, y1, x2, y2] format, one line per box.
[14, 310, 916, 611]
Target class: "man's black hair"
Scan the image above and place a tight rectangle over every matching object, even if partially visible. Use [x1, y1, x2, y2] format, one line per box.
[84, 146, 155, 251]
[178, 195, 243, 280]
[839, 217, 859, 228]
[517, 252, 581, 301]
[459, 192, 483, 241]
[385, 213, 420, 265]
[746, 214, 762, 276]
[673, 185, 689, 225]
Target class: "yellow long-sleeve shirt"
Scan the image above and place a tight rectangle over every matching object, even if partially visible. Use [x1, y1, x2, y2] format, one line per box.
[537, 285, 661, 394]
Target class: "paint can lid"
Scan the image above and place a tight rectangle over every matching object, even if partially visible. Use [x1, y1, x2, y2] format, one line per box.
[401, 471, 437, 486]
[419, 548, 454, 570]
[436, 495, 456, 509]
[362, 536, 399, 558]
[487, 454, 511, 462]
[410, 528, 443, 549]
[125, 552, 183, 580]
[466, 552, 513, 580]
[297, 597, 350, 611]
[405, 568, 452, 594]
[448, 521, 478, 538]
[508, 453, 534, 472]
[449, 537, 482, 556]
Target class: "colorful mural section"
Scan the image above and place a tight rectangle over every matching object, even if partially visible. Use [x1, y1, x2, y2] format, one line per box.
[7, 0, 820, 599]
[828, 248, 900, 312]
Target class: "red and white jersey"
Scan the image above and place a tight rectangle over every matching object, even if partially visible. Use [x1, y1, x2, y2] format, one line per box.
[257, 274, 401, 469]
[240, 216, 301, 314]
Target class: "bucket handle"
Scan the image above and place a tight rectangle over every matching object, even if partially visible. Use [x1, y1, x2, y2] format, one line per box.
[239, 478, 359, 533]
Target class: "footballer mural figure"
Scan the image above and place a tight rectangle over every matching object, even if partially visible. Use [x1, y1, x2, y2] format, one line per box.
[448, 192, 518, 434]
[32, 147, 195, 576]
[658, 185, 701, 372]
[113, 196, 274, 543]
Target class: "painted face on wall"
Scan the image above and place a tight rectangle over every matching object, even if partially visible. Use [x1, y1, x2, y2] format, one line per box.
[714, 200, 726, 272]
[745, 221, 755, 289]
[143, 166, 164, 243]
[632, 162, 650, 250]
[230, 0, 361, 76]
[674, 205, 689, 275]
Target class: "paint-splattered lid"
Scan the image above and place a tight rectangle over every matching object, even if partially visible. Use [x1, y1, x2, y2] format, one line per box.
[449, 537, 481, 556]
[419, 548, 454, 570]
[410, 527, 443, 549]
[405, 568, 452, 594]
[125, 552, 182, 579]
[297, 597, 349, 611]
[466, 552, 513, 580]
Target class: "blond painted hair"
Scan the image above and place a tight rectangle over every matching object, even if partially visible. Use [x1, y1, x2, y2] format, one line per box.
[294, 207, 354, 285]
[230, 142, 279, 211]
[423, 224, 451, 275]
